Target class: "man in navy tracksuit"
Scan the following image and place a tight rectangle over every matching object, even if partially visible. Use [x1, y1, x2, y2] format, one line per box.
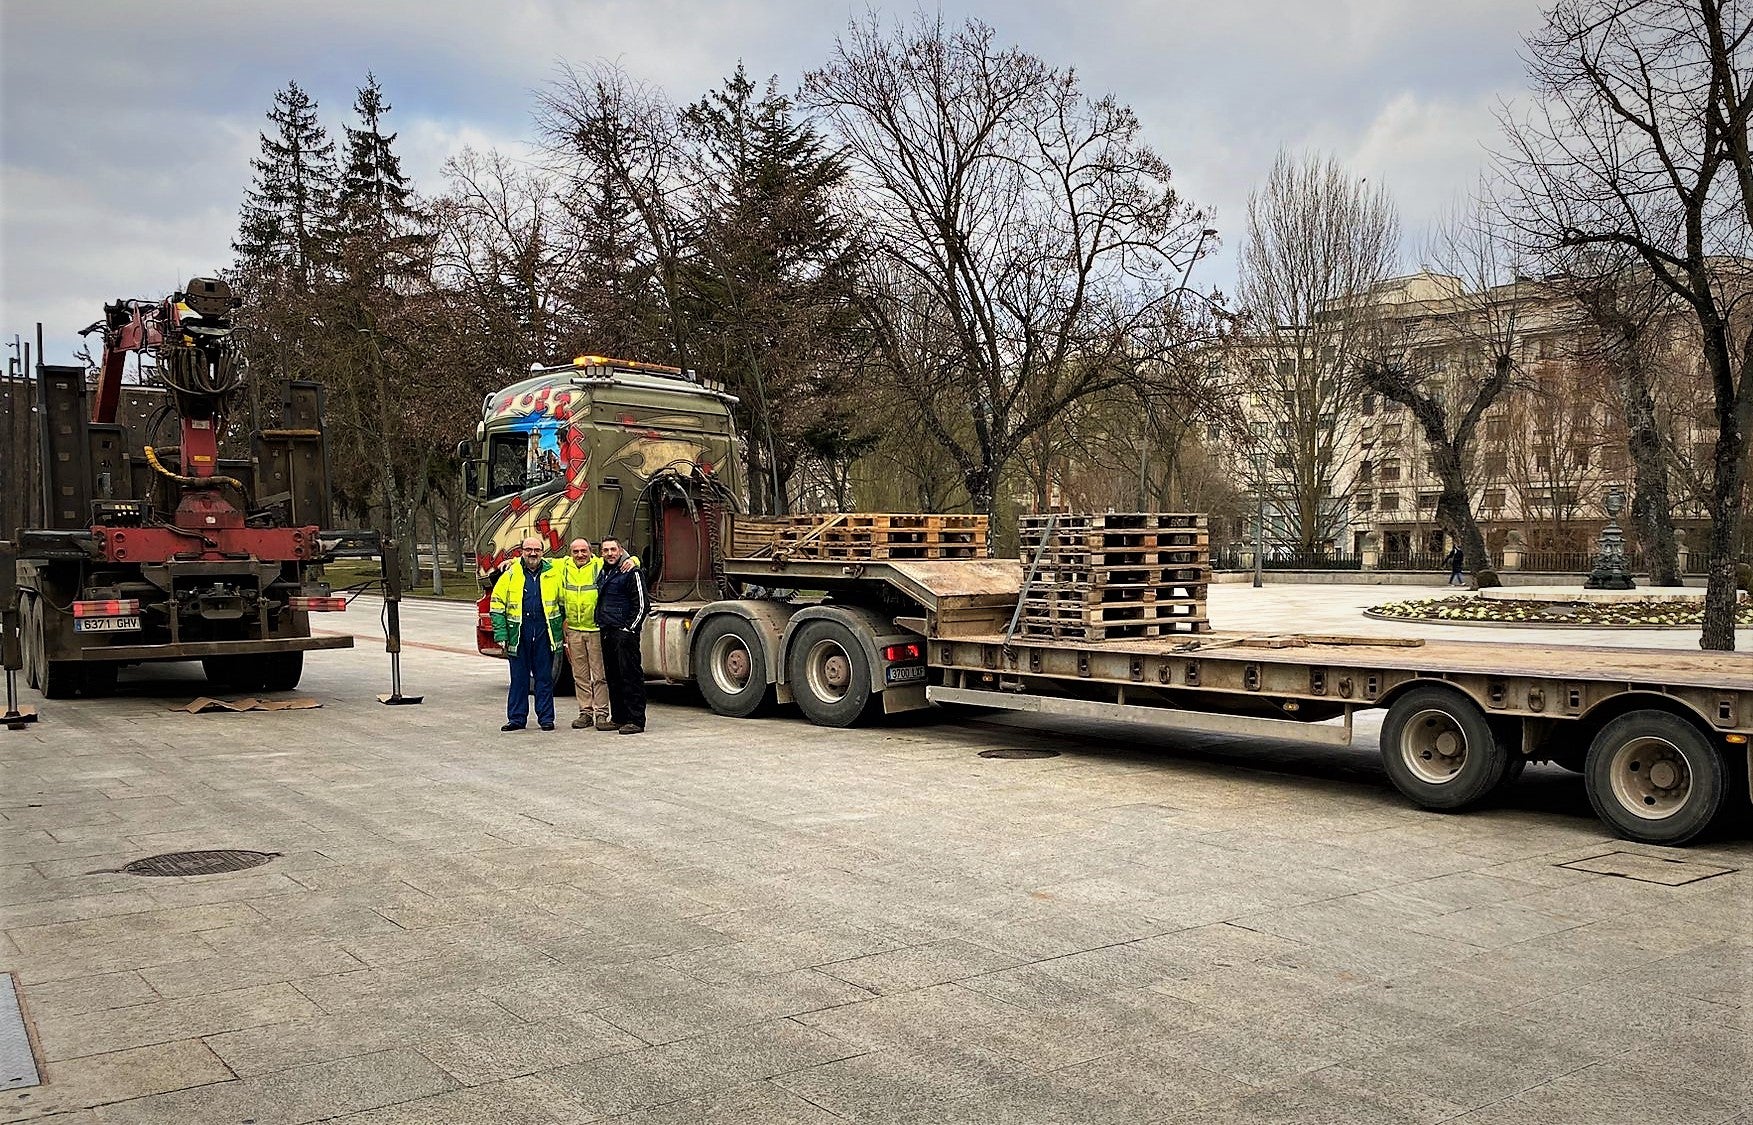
[595, 537, 648, 734]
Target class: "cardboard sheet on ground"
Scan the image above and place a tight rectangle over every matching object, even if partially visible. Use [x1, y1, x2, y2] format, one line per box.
[172, 697, 322, 714]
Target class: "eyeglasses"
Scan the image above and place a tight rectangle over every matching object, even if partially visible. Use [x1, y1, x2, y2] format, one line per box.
[521, 547, 543, 554]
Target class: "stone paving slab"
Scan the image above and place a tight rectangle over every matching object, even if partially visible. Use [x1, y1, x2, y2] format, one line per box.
[1, 586, 1749, 1123]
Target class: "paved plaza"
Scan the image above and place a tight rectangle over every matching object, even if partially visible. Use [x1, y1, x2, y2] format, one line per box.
[1, 584, 1748, 1123]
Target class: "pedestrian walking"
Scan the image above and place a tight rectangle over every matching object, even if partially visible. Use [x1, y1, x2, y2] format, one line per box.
[489, 536, 564, 731]
[559, 538, 615, 731]
[595, 537, 648, 735]
[1445, 545, 1466, 586]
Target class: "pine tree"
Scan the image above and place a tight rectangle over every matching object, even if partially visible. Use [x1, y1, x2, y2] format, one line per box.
[336, 73, 426, 289]
[234, 81, 338, 291]
[681, 65, 864, 512]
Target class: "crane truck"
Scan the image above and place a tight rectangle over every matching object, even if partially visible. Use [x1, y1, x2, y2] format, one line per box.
[8, 278, 355, 697]
[461, 357, 1753, 846]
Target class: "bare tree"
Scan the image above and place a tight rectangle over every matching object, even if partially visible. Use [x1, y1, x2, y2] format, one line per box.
[803, 14, 1213, 527]
[1237, 150, 1400, 556]
[1500, 0, 1753, 649]
[1356, 200, 1527, 585]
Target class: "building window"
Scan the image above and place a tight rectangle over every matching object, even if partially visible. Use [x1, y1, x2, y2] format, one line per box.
[1418, 492, 1440, 510]
[1379, 492, 1401, 512]
[1380, 423, 1403, 443]
[1485, 417, 1507, 441]
[1483, 488, 1506, 510]
[1358, 460, 1374, 484]
[1380, 461, 1401, 483]
[1362, 394, 1377, 417]
[1483, 451, 1507, 476]
[1355, 492, 1374, 512]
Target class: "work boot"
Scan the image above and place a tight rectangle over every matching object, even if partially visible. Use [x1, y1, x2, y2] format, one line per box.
[618, 723, 644, 735]
[595, 719, 618, 731]
[501, 722, 524, 732]
[571, 715, 592, 729]
[539, 722, 556, 732]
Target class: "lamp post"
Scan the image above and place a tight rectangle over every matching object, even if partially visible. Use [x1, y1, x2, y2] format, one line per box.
[1138, 227, 1218, 511]
[1584, 484, 1635, 591]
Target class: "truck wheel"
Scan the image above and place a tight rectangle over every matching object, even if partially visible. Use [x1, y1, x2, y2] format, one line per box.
[20, 597, 41, 690]
[786, 619, 874, 728]
[26, 598, 79, 700]
[1584, 711, 1727, 846]
[694, 615, 773, 718]
[1379, 685, 1511, 810]
[258, 652, 303, 692]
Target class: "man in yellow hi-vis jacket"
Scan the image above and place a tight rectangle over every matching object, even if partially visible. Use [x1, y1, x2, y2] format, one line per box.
[559, 538, 613, 730]
[489, 536, 564, 731]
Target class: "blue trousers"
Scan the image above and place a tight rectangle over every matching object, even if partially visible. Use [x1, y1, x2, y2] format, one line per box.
[507, 632, 555, 727]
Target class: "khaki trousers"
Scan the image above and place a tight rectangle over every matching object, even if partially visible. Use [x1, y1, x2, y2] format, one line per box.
[563, 626, 609, 720]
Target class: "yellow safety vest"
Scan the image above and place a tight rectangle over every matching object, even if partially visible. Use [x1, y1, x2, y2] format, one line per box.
[560, 556, 604, 630]
[488, 559, 564, 650]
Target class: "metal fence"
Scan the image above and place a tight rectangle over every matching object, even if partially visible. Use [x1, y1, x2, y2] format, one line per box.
[1213, 545, 1363, 571]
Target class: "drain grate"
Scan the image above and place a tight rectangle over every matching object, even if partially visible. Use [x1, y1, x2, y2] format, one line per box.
[117, 850, 279, 878]
[1557, 851, 1735, 886]
[978, 748, 1060, 760]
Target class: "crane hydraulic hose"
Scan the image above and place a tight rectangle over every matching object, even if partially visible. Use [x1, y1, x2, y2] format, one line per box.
[143, 445, 245, 491]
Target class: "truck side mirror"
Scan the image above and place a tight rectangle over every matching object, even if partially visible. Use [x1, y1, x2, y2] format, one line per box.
[462, 459, 480, 498]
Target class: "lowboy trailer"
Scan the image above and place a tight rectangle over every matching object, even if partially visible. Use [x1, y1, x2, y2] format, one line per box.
[690, 553, 1753, 848]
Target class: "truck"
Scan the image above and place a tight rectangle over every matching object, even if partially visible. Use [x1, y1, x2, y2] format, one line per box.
[8, 279, 355, 697]
[461, 358, 1753, 846]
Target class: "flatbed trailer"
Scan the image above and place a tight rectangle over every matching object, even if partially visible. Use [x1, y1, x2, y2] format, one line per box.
[702, 555, 1753, 846]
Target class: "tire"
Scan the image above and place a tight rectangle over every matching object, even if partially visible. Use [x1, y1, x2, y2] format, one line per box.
[27, 597, 79, 700]
[1490, 718, 1527, 793]
[1584, 711, 1727, 846]
[786, 618, 875, 728]
[1378, 685, 1511, 810]
[693, 615, 774, 718]
[257, 652, 303, 692]
[20, 597, 40, 690]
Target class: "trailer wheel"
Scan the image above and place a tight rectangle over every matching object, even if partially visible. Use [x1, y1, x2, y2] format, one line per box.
[693, 616, 773, 718]
[1379, 685, 1511, 810]
[786, 619, 874, 728]
[1584, 711, 1726, 846]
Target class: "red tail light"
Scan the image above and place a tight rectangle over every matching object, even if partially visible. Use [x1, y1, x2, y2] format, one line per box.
[72, 599, 140, 618]
[883, 642, 922, 662]
[290, 596, 347, 612]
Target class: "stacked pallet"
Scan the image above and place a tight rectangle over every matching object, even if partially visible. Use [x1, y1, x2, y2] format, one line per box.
[1015, 512, 1212, 640]
[730, 513, 989, 560]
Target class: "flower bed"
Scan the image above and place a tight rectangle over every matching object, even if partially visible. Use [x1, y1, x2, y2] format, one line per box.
[1366, 596, 1753, 628]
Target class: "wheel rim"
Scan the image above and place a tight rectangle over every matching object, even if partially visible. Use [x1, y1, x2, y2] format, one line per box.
[1607, 735, 1692, 820]
[1401, 707, 1469, 784]
[805, 638, 852, 704]
[708, 634, 752, 696]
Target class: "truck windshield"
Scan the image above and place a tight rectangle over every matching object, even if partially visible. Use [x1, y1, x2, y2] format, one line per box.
[486, 430, 563, 499]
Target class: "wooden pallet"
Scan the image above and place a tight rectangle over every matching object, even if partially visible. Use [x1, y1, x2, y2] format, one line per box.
[1019, 512, 1206, 531]
[730, 513, 989, 560]
[1018, 619, 1213, 641]
[1034, 583, 1211, 604]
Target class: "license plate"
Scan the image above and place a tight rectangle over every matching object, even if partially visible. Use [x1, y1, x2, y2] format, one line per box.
[885, 664, 926, 685]
[75, 616, 140, 633]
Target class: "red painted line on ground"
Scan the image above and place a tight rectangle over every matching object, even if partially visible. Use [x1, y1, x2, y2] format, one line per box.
[310, 628, 487, 658]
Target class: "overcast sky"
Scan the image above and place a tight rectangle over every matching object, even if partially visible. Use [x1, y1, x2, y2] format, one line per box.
[1, 0, 1547, 367]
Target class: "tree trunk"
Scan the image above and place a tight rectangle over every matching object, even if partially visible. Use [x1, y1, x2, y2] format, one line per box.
[1700, 438, 1747, 652]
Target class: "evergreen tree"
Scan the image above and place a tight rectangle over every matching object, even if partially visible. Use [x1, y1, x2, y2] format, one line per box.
[681, 64, 865, 511]
[234, 81, 337, 290]
[336, 73, 426, 288]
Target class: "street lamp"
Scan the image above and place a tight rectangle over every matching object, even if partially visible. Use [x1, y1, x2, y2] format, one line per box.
[1138, 227, 1219, 511]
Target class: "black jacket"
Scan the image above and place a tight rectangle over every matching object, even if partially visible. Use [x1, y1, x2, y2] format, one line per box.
[595, 561, 648, 631]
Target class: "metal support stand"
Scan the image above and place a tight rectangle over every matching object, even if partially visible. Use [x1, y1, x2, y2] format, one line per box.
[0, 543, 37, 730]
[375, 538, 423, 705]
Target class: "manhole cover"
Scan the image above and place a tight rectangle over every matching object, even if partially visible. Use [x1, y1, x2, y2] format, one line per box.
[115, 850, 279, 877]
[978, 748, 1060, 760]
[1557, 851, 1735, 886]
